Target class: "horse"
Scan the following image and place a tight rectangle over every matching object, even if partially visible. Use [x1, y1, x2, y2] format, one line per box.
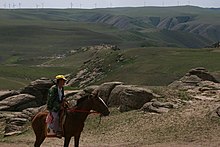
[31, 91, 110, 147]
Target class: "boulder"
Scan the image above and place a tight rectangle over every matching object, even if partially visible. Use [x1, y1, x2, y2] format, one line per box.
[108, 85, 132, 107]
[65, 90, 82, 99]
[20, 78, 53, 105]
[97, 82, 123, 103]
[0, 90, 19, 101]
[0, 94, 38, 111]
[119, 86, 156, 112]
[83, 85, 99, 94]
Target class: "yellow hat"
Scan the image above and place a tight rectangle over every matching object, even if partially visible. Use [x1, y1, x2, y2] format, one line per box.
[55, 75, 67, 81]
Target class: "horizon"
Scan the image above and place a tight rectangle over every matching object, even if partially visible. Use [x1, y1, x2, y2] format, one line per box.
[0, 0, 220, 9]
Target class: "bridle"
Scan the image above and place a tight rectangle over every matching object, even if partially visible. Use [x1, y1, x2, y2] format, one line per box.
[66, 95, 107, 126]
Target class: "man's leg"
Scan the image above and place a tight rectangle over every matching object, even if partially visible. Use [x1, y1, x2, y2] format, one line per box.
[49, 112, 61, 133]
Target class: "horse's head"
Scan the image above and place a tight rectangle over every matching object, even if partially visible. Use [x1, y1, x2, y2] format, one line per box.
[89, 89, 110, 116]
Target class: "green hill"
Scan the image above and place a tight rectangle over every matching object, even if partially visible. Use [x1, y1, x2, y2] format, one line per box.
[0, 6, 220, 65]
[0, 6, 220, 89]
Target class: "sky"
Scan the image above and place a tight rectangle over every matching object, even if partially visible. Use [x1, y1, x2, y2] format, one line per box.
[0, 0, 220, 9]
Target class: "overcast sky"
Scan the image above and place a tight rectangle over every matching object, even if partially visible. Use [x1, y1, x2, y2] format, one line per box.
[0, 0, 220, 9]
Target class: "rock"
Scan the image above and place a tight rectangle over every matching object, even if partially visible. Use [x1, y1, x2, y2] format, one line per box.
[84, 85, 99, 94]
[97, 82, 124, 103]
[0, 94, 38, 111]
[65, 90, 82, 99]
[119, 86, 155, 112]
[1, 105, 47, 137]
[169, 67, 219, 90]
[141, 99, 176, 113]
[18, 105, 47, 120]
[189, 67, 219, 83]
[152, 101, 176, 109]
[198, 81, 220, 90]
[168, 68, 220, 102]
[4, 117, 28, 136]
[0, 90, 19, 101]
[108, 85, 132, 107]
[20, 78, 53, 105]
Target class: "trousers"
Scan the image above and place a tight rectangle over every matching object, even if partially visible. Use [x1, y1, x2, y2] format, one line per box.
[49, 111, 61, 133]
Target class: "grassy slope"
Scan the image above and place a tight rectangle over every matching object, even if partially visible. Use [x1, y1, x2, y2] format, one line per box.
[96, 47, 220, 86]
[1, 46, 220, 90]
[47, 46, 220, 86]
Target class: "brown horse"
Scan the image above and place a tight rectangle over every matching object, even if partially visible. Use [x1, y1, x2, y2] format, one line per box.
[31, 92, 110, 147]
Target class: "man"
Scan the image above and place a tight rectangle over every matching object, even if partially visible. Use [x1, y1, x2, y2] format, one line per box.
[47, 75, 66, 137]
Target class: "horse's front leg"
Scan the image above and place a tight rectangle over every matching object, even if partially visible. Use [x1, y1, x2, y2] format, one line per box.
[64, 136, 71, 147]
[74, 134, 81, 147]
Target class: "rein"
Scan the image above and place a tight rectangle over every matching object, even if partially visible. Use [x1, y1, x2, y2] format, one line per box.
[67, 108, 100, 114]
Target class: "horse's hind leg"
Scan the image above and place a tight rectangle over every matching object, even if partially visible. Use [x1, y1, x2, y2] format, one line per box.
[32, 113, 47, 147]
[33, 125, 46, 147]
[34, 135, 46, 147]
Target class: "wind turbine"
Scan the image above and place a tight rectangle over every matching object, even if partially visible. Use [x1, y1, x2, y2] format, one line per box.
[71, 2, 73, 9]
[110, 0, 112, 7]
[12, 3, 16, 9]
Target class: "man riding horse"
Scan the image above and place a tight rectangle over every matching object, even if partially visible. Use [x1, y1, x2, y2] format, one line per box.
[47, 75, 67, 137]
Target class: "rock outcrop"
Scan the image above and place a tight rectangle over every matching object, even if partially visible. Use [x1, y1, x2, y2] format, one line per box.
[0, 94, 37, 111]
[0, 79, 161, 136]
[66, 44, 122, 88]
[0, 78, 53, 112]
[93, 83, 160, 112]
[169, 67, 220, 101]
[0, 90, 19, 101]
[20, 77, 54, 105]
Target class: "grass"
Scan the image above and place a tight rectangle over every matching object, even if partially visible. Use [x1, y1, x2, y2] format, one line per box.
[0, 65, 73, 90]
[1, 46, 220, 90]
[96, 47, 220, 86]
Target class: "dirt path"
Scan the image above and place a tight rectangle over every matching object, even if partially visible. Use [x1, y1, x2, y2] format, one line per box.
[1, 142, 220, 147]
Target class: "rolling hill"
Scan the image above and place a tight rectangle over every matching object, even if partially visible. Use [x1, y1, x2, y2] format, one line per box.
[0, 6, 220, 89]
